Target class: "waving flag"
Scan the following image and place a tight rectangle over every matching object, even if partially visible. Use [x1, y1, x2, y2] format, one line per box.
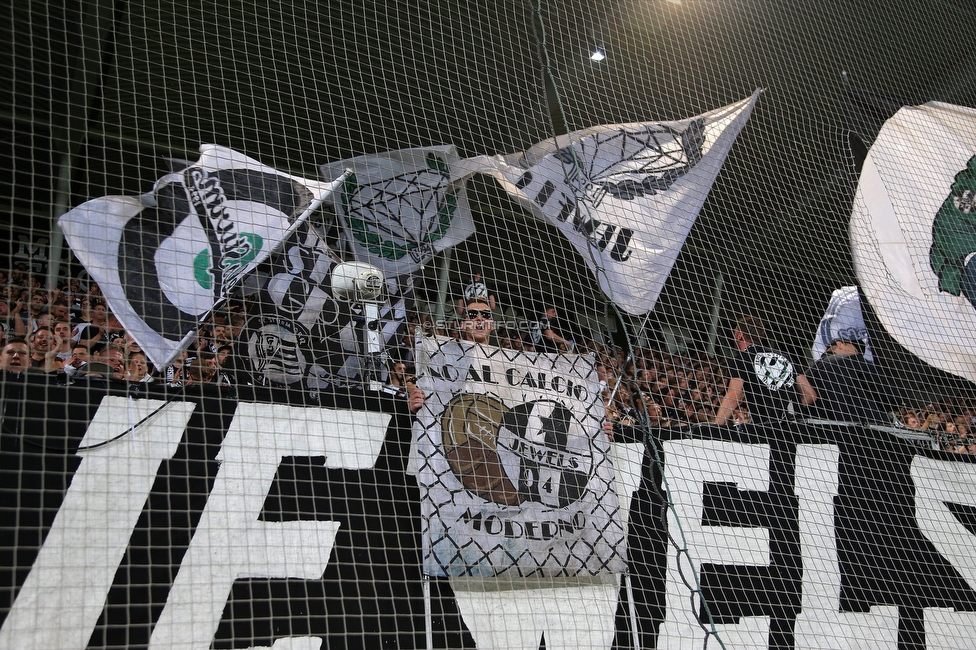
[60, 145, 346, 368]
[320, 146, 476, 277]
[236, 222, 414, 392]
[463, 91, 760, 315]
[850, 102, 976, 384]
[812, 286, 873, 362]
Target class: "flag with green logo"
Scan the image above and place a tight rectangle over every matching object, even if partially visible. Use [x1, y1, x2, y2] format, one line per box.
[850, 102, 976, 384]
[60, 144, 346, 368]
[320, 146, 476, 277]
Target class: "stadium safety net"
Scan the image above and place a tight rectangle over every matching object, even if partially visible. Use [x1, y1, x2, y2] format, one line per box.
[3, 1, 976, 648]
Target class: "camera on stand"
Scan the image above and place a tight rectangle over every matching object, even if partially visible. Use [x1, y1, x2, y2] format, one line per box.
[331, 261, 387, 391]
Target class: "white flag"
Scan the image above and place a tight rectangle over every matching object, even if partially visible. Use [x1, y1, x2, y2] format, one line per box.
[320, 146, 476, 277]
[850, 102, 976, 383]
[60, 144, 345, 368]
[812, 286, 873, 362]
[415, 336, 626, 578]
[464, 91, 760, 315]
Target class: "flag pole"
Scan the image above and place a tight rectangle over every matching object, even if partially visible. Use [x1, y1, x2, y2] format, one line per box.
[423, 571, 434, 650]
[625, 573, 639, 650]
[610, 438, 641, 650]
[273, 169, 353, 262]
[413, 326, 434, 650]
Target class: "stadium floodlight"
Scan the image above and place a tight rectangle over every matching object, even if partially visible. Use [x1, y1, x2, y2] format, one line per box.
[590, 48, 606, 62]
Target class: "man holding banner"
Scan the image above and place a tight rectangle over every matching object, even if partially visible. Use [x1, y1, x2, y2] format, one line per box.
[460, 298, 494, 345]
[412, 301, 627, 648]
[805, 286, 889, 424]
[415, 306, 626, 579]
[805, 337, 889, 424]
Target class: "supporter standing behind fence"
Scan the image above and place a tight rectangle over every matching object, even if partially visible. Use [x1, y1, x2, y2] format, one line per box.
[0, 301, 11, 343]
[82, 342, 126, 381]
[714, 316, 815, 425]
[52, 320, 72, 363]
[387, 359, 411, 398]
[460, 298, 494, 345]
[804, 337, 890, 424]
[0, 337, 29, 378]
[125, 351, 153, 383]
[530, 306, 573, 353]
[63, 344, 89, 378]
[0, 338, 29, 439]
[28, 326, 62, 373]
[73, 302, 107, 347]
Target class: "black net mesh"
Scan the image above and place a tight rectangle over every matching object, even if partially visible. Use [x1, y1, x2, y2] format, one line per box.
[3, 1, 976, 648]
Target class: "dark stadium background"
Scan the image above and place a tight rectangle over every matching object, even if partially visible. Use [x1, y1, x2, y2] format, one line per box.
[3, 0, 976, 396]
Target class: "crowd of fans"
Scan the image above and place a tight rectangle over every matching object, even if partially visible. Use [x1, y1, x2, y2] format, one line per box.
[396, 278, 748, 433]
[896, 401, 976, 453]
[0, 264, 242, 388]
[398, 278, 976, 453]
[3, 262, 976, 453]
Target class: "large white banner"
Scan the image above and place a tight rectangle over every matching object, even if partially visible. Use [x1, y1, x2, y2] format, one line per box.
[60, 144, 345, 368]
[463, 91, 759, 315]
[850, 102, 976, 383]
[320, 146, 476, 277]
[415, 337, 626, 578]
[8, 387, 976, 648]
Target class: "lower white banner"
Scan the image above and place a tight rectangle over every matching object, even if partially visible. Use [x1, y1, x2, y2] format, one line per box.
[414, 336, 627, 578]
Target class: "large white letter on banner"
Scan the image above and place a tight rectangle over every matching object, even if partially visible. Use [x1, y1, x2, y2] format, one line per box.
[912, 455, 976, 648]
[794, 445, 898, 649]
[659, 440, 770, 649]
[149, 403, 390, 649]
[0, 397, 197, 650]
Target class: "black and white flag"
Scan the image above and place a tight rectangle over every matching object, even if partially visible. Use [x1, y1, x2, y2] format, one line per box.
[320, 146, 476, 277]
[237, 222, 414, 392]
[463, 91, 759, 315]
[59, 145, 346, 368]
[415, 336, 626, 578]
